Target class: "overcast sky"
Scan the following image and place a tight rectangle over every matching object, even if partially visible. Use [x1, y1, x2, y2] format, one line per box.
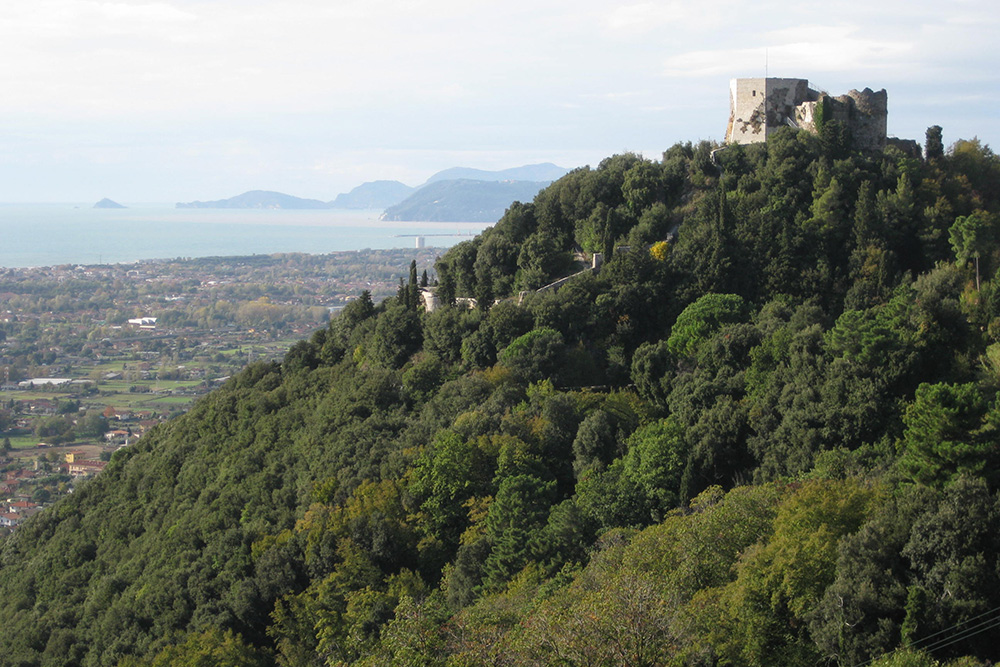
[1, 0, 997, 202]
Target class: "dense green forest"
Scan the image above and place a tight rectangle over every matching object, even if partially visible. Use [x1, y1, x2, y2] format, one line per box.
[2, 126, 1000, 666]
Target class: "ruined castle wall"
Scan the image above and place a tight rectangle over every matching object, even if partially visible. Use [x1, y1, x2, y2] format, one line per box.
[794, 100, 818, 131]
[844, 88, 887, 151]
[729, 78, 888, 152]
[794, 94, 853, 133]
[764, 78, 813, 131]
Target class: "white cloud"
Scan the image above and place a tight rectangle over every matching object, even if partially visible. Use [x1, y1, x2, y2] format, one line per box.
[0, 0, 998, 200]
[663, 24, 915, 78]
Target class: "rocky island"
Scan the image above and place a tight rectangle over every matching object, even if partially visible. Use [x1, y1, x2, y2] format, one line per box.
[93, 198, 126, 209]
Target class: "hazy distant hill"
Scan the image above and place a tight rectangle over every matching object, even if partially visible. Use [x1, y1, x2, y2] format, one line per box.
[424, 162, 569, 184]
[330, 180, 415, 209]
[174, 164, 571, 218]
[93, 198, 126, 209]
[176, 190, 332, 209]
[381, 179, 550, 222]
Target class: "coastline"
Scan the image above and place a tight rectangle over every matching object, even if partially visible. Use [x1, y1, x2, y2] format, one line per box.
[0, 204, 490, 268]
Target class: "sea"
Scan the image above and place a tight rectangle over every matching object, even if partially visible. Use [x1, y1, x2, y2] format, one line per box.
[0, 204, 492, 268]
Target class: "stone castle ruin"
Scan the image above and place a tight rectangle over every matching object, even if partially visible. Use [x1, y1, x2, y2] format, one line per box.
[725, 78, 887, 151]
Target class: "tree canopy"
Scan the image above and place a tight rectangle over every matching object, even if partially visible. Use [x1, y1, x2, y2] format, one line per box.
[2, 131, 1000, 667]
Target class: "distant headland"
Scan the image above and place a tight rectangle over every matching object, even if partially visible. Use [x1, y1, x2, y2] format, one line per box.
[173, 163, 571, 221]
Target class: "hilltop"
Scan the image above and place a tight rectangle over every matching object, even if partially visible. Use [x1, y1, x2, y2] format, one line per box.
[330, 180, 415, 209]
[3, 130, 1000, 666]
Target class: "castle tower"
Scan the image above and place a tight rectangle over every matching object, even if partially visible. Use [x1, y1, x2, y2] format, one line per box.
[726, 78, 815, 144]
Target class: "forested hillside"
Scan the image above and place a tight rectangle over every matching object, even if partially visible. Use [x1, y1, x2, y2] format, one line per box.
[3, 126, 1000, 666]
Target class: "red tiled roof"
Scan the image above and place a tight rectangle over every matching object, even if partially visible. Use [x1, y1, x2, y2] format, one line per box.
[8, 501, 36, 509]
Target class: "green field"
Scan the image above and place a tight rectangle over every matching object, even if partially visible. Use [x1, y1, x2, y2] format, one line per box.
[7, 434, 41, 450]
[2, 336, 302, 450]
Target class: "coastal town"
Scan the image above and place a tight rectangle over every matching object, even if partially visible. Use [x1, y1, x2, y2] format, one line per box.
[0, 247, 440, 531]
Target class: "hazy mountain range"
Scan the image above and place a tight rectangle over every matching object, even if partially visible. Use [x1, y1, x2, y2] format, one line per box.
[174, 163, 571, 221]
[380, 179, 552, 222]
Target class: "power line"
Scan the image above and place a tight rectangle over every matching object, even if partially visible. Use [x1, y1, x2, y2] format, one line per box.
[910, 610, 1000, 656]
[852, 603, 1000, 667]
[906, 603, 1000, 653]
